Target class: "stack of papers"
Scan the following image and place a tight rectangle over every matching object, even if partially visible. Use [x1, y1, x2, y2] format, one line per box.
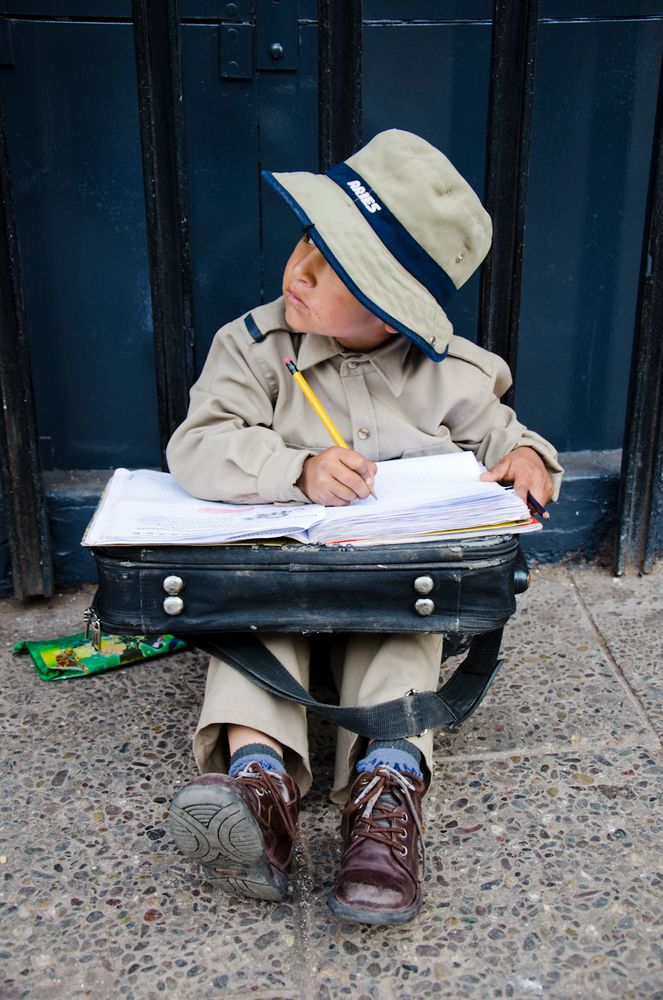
[299, 452, 537, 545]
[82, 452, 541, 548]
[82, 468, 323, 546]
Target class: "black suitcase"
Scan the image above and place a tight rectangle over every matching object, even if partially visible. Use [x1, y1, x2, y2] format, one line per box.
[85, 534, 529, 739]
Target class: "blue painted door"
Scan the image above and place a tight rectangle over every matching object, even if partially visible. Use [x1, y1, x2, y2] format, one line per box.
[360, 1, 663, 452]
[1, 1, 661, 472]
[0, 1, 319, 470]
[180, 2, 319, 371]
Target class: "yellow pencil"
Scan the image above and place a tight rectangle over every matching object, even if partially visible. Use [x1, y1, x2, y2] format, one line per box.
[283, 358, 377, 498]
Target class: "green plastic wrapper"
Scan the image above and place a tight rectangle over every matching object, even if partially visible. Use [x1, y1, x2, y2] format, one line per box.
[13, 630, 188, 681]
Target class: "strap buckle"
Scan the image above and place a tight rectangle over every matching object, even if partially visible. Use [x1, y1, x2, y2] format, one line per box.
[405, 689, 428, 737]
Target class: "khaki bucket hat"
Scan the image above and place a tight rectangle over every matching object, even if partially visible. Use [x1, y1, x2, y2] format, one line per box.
[262, 129, 492, 361]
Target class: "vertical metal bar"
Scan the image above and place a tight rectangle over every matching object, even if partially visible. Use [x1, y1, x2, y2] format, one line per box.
[132, 0, 195, 467]
[317, 0, 362, 170]
[614, 56, 663, 575]
[478, 0, 539, 401]
[0, 91, 53, 598]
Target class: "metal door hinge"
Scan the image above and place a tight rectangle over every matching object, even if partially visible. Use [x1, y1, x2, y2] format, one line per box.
[219, 0, 298, 79]
[220, 21, 252, 78]
[220, 0, 251, 79]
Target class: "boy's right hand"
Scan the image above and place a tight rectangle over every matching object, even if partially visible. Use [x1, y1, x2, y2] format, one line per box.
[297, 447, 377, 505]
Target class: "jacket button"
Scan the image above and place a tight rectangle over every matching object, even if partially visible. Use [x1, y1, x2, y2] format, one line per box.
[163, 575, 184, 595]
[414, 598, 435, 616]
[357, 427, 370, 440]
[413, 575, 434, 594]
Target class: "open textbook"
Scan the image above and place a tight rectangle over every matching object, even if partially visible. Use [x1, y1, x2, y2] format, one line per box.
[82, 452, 542, 548]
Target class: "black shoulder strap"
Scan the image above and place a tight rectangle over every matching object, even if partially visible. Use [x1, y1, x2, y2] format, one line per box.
[185, 629, 504, 740]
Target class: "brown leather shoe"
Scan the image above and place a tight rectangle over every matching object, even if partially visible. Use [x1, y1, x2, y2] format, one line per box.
[329, 765, 425, 925]
[169, 764, 300, 901]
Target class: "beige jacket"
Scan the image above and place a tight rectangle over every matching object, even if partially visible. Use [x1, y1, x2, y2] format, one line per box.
[167, 298, 563, 503]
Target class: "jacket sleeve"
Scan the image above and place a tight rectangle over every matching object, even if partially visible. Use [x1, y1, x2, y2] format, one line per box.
[443, 341, 564, 501]
[166, 323, 313, 503]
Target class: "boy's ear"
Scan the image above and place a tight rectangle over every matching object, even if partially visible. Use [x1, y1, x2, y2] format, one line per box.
[384, 323, 398, 333]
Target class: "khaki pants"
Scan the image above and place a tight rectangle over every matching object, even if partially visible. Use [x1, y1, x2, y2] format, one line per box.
[193, 632, 442, 804]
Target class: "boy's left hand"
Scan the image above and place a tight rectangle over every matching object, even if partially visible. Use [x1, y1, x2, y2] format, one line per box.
[480, 446, 553, 511]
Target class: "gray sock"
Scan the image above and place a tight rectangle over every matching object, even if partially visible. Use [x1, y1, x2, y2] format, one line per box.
[228, 742, 286, 776]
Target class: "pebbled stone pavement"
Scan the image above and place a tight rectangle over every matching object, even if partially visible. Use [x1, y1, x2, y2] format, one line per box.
[0, 561, 661, 999]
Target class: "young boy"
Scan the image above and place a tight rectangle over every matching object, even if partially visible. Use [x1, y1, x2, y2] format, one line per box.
[166, 130, 562, 926]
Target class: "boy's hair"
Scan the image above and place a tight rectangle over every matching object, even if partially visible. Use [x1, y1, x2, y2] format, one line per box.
[262, 129, 492, 361]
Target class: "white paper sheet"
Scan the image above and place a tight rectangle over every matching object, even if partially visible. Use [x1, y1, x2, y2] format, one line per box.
[82, 469, 324, 545]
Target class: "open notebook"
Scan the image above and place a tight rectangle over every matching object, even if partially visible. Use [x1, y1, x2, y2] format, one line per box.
[82, 452, 541, 548]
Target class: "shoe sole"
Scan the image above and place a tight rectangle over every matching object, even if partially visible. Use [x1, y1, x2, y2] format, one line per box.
[169, 782, 289, 902]
[328, 889, 422, 926]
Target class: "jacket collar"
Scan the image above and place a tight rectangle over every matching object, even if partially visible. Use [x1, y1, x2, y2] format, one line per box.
[295, 324, 412, 397]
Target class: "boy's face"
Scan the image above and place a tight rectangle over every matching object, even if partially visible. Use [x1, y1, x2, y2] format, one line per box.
[282, 234, 396, 352]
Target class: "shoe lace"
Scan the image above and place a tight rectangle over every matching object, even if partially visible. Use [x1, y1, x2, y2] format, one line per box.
[349, 765, 425, 870]
[236, 763, 298, 841]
